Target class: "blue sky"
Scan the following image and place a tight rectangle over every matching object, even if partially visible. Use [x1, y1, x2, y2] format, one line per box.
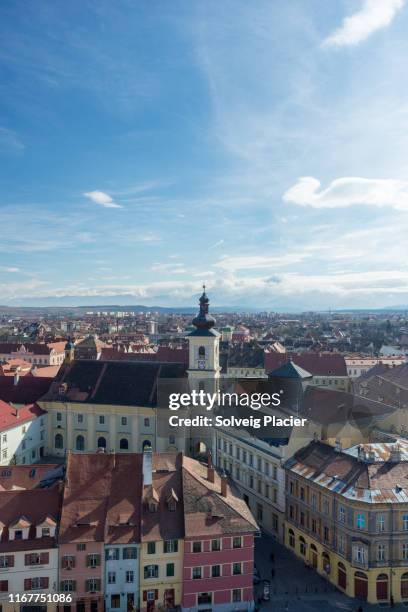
[1, 0, 408, 309]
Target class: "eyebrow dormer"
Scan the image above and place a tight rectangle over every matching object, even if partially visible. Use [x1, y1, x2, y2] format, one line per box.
[166, 488, 179, 512]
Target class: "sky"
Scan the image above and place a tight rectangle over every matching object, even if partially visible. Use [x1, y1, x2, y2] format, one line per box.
[1, 0, 408, 310]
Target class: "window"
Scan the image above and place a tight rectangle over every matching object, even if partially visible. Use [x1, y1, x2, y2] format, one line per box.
[354, 546, 366, 564]
[166, 563, 174, 577]
[356, 514, 366, 530]
[123, 547, 137, 560]
[338, 534, 345, 555]
[106, 548, 119, 561]
[311, 518, 317, 533]
[77, 543, 86, 551]
[288, 529, 295, 548]
[144, 418, 150, 427]
[97, 437, 106, 449]
[236, 447, 240, 460]
[169, 434, 175, 445]
[212, 565, 221, 578]
[62, 555, 75, 569]
[299, 537, 306, 556]
[378, 514, 385, 532]
[57, 413, 62, 422]
[211, 539, 220, 551]
[339, 506, 346, 523]
[86, 579, 100, 593]
[322, 498, 329, 515]
[198, 346, 206, 357]
[55, 433, 63, 449]
[403, 543, 408, 560]
[126, 571, 134, 583]
[377, 544, 386, 561]
[14, 530, 22, 540]
[147, 542, 156, 555]
[146, 591, 155, 602]
[164, 539, 178, 553]
[324, 526, 329, 543]
[99, 415, 105, 424]
[121, 417, 127, 426]
[0, 556, 13, 568]
[232, 589, 242, 603]
[197, 593, 212, 605]
[233, 536, 242, 548]
[108, 572, 116, 584]
[257, 504, 263, 523]
[403, 514, 408, 530]
[77, 414, 83, 423]
[118, 437, 129, 450]
[311, 493, 317, 509]
[76, 435, 85, 451]
[192, 567, 202, 579]
[192, 541, 202, 553]
[144, 565, 159, 579]
[300, 487, 305, 501]
[232, 562, 242, 575]
[87, 554, 100, 568]
[60, 579, 76, 592]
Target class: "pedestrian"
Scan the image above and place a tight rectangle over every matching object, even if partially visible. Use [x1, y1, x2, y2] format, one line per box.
[271, 568, 275, 579]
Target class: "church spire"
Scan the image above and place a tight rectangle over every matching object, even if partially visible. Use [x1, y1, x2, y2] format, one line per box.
[192, 285, 215, 330]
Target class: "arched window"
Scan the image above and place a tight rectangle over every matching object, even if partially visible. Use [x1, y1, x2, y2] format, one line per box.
[288, 529, 295, 548]
[55, 433, 63, 449]
[76, 435, 85, 451]
[97, 437, 106, 449]
[401, 572, 408, 599]
[198, 346, 205, 357]
[120, 438, 129, 450]
[376, 573, 388, 601]
[338, 562, 347, 590]
[299, 536, 306, 556]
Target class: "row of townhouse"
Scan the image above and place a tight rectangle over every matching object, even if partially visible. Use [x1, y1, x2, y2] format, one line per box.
[0, 451, 258, 612]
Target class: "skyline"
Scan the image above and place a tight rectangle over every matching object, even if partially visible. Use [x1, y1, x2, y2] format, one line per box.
[1, 0, 408, 309]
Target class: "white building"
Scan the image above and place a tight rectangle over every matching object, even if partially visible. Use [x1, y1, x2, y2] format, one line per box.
[0, 400, 46, 465]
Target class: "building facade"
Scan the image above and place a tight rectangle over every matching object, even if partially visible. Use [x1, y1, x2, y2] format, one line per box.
[285, 438, 408, 605]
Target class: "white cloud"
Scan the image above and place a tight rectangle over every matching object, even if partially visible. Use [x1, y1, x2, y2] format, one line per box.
[151, 262, 187, 274]
[83, 190, 122, 209]
[323, 0, 405, 48]
[0, 267, 20, 273]
[214, 254, 306, 271]
[283, 176, 408, 210]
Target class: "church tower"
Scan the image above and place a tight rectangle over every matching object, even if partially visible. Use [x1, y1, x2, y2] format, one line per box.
[187, 286, 221, 381]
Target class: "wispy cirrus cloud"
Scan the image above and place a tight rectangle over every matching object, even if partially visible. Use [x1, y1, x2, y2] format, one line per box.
[323, 0, 405, 48]
[83, 190, 122, 209]
[283, 176, 408, 210]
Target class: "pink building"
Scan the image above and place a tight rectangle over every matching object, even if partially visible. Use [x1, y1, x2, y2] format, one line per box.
[182, 456, 258, 612]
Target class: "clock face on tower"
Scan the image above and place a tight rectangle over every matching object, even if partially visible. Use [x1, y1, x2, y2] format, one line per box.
[198, 359, 206, 370]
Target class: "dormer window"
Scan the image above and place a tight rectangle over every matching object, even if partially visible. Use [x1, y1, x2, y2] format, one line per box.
[168, 500, 176, 512]
[14, 530, 23, 540]
[149, 502, 158, 513]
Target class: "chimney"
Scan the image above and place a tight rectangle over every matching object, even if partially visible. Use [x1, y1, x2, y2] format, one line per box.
[143, 446, 153, 486]
[220, 470, 228, 497]
[334, 439, 342, 453]
[13, 372, 19, 386]
[207, 450, 215, 483]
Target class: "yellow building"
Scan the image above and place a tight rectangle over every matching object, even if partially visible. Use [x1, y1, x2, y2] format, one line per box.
[39, 359, 188, 455]
[285, 438, 408, 605]
[139, 451, 184, 611]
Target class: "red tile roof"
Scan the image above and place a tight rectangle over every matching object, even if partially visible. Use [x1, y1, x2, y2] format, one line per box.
[0, 400, 46, 432]
[264, 351, 348, 376]
[0, 376, 54, 404]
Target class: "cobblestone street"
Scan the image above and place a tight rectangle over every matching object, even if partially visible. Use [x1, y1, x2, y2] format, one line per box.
[254, 534, 407, 611]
